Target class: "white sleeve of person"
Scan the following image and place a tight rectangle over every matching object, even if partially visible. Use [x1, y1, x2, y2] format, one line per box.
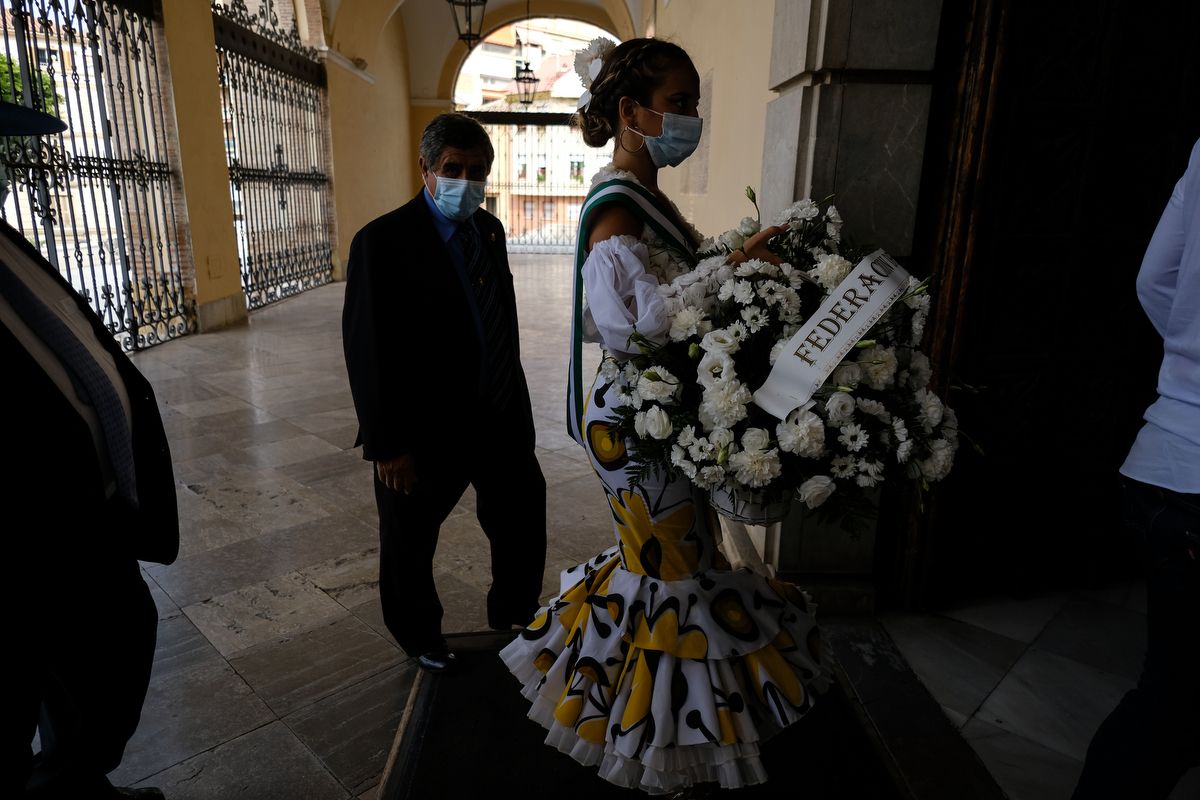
[581, 234, 669, 356]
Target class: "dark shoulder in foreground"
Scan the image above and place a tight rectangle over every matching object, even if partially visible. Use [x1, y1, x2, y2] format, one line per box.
[351, 193, 426, 248]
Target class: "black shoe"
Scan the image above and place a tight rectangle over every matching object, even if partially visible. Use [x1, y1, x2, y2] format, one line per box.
[113, 788, 167, 799]
[416, 649, 457, 672]
[487, 602, 538, 631]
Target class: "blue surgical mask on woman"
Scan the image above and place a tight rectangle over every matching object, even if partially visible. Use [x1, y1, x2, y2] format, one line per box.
[634, 105, 703, 168]
[430, 176, 486, 221]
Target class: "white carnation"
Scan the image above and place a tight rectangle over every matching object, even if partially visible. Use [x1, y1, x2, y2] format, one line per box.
[856, 397, 892, 422]
[906, 351, 932, 390]
[942, 406, 959, 444]
[695, 464, 726, 489]
[669, 306, 707, 342]
[809, 253, 853, 290]
[637, 367, 681, 404]
[776, 408, 825, 457]
[677, 424, 698, 448]
[916, 387, 945, 432]
[728, 447, 782, 488]
[670, 445, 697, 479]
[699, 380, 752, 430]
[919, 438, 956, 481]
[709, 427, 734, 449]
[862, 345, 898, 390]
[688, 436, 716, 463]
[599, 358, 621, 383]
[769, 339, 785, 365]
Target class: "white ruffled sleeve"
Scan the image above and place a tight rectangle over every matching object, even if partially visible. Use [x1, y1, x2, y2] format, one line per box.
[581, 234, 669, 356]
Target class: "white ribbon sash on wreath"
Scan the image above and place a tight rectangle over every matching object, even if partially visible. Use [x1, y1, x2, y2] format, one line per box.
[753, 249, 910, 421]
[566, 179, 695, 445]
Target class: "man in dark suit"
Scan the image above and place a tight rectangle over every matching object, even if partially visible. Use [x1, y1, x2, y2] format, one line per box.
[342, 113, 546, 672]
[1, 102, 178, 798]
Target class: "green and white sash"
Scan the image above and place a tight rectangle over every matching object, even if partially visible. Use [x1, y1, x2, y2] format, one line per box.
[566, 178, 696, 445]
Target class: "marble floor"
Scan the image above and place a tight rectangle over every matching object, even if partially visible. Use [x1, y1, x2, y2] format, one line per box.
[85, 255, 1195, 799]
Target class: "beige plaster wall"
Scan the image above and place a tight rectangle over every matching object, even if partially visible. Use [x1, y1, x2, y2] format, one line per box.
[326, 9, 414, 273]
[161, 0, 245, 327]
[652, 0, 776, 239]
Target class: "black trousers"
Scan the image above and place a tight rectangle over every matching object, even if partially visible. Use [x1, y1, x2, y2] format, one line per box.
[373, 440, 547, 656]
[1072, 478, 1200, 800]
[11, 544, 158, 798]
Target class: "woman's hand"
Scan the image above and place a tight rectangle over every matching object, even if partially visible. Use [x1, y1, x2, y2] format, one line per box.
[733, 225, 786, 265]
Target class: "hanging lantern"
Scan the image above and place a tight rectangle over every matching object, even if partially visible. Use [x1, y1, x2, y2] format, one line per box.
[515, 61, 538, 105]
[446, 0, 487, 48]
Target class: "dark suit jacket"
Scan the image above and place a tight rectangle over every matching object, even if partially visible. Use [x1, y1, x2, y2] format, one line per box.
[342, 191, 534, 464]
[1, 221, 178, 566]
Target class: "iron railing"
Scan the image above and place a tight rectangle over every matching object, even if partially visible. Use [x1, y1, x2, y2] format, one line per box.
[467, 110, 603, 253]
[213, 0, 333, 310]
[0, 0, 191, 351]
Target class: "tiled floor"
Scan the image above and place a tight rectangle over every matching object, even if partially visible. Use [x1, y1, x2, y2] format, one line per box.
[77, 255, 1195, 799]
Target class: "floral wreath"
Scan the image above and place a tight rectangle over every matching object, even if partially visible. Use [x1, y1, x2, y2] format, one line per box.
[574, 36, 616, 111]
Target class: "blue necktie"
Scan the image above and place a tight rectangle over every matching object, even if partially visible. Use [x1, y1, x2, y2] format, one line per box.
[0, 256, 139, 506]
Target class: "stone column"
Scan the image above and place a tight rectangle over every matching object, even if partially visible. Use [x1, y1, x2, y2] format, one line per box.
[161, 0, 247, 330]
[760, 0, 942, 257]
[762, 0, 942, 610]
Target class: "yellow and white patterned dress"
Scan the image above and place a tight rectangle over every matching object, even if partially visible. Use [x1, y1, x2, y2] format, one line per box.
[500, 166, 830, 794]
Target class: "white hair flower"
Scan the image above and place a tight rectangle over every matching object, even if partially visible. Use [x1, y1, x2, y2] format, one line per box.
[574, 37, 617, 110]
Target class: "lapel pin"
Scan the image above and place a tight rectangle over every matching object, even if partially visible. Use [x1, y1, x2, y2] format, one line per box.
[489, 232, 496, 242]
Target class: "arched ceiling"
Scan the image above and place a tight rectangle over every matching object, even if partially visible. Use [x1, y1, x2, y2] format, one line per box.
[328, 0, 642, 99]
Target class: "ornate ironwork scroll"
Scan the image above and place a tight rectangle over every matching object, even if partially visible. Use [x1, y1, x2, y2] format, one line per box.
[212, 0, 333, 310]
[0, 0, 193, 350]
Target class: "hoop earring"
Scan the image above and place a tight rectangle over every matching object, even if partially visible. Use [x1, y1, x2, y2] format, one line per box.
[618, 126, 646, 155]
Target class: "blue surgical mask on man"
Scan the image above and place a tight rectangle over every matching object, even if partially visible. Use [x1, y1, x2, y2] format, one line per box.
[430, 176, 486, 221]
[634, 105, 703, 168]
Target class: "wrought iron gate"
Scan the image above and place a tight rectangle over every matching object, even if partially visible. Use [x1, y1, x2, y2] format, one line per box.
[213, 0, 333, 310]
[0, 0, 191, 351]
[468, 110, 599, 253]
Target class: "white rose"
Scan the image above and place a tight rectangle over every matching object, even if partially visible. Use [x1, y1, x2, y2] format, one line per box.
[740, 427, 771, 452]
[701, 328, 741, 355]
[738, 216, 760, 236]
[718, 229, 746, 253]
[698, 350, 735, 388]
[832, 362, 863, 387]
[643, 405, 673, 440]
[798, 475, 835, 509]
[825, 392, 856, 425]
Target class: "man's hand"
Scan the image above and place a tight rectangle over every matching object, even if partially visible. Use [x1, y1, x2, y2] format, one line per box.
[740, 225, 786, 264]
[376, 454, 418, 494]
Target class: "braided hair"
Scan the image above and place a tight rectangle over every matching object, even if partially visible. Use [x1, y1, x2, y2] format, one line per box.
[575, 38, 696, 148]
